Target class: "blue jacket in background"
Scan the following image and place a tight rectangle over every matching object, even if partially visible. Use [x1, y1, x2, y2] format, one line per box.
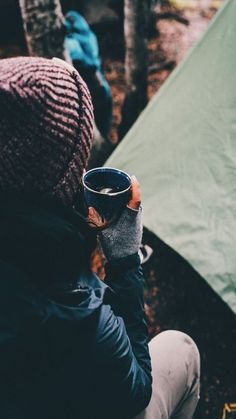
[65, 11, 101, 70]
[65, 11, 113, 139]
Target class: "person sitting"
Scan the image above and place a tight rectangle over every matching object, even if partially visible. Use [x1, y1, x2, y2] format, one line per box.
[65, 10, 113, 139]
[0, 56, 200, 419]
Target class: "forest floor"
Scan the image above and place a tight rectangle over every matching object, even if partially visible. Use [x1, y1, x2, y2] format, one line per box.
[98, 1, 236, 419]
[141, 230, 236, 419]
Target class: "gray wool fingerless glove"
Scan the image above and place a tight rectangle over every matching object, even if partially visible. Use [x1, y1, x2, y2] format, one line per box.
[99, 206, 143, 261]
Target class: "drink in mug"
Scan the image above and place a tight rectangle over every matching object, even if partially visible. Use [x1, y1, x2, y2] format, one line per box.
[82, 167, 132, 221]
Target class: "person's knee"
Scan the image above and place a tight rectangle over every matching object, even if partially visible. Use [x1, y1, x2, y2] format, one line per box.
[146, 331, 200, 419]
[151, 330, 198, 353]
[150, 330, 200, 381]
[171, 331, 200, 374]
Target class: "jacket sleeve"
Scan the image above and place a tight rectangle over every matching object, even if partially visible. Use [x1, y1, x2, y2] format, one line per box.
[94, 254, 152, 418]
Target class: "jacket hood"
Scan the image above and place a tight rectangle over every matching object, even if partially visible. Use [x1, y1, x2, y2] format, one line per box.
[65, 11, 101, 71]
[0, 260, 108, 344]
[0, 194, 97, 285]
[0, 196, 108, 343]
[65, 11, 90, 35]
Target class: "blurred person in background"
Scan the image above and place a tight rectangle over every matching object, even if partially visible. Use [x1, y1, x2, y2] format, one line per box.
[65, 11, 113, 140]
[0, 56, 200, 419]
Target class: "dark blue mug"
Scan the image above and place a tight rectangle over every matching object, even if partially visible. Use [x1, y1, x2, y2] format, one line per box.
[82, 167, 132, 221]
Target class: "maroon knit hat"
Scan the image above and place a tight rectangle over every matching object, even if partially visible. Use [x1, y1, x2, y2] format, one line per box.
[0, 56, 94, 206]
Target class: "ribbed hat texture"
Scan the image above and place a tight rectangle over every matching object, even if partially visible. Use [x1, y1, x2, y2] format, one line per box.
[0, 56, 94, 206]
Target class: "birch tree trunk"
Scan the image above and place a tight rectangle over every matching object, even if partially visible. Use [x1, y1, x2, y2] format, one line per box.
[19, 0, 68, 60]
[119, 0, 148, 139]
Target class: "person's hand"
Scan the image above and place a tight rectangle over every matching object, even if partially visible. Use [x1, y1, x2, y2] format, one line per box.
[87, 176, 141, 228]
[87, 206, 106, 229]
[127, 176, 141, 210]
[98, 176, 143, 261]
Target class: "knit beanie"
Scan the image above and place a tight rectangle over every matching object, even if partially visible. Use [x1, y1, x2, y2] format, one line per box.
[0, 56, 94, 206]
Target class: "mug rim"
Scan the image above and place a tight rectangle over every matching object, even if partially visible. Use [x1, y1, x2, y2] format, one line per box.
[82, 166, 132, 196]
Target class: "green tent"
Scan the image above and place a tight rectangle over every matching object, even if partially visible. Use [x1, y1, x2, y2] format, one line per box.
[106, 0, 236, 314]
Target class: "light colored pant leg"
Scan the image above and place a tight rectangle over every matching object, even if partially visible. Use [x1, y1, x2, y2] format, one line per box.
[134, 330, 200, 419]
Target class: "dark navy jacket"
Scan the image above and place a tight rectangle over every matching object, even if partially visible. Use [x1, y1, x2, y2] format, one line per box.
[0, 197, 152, 419]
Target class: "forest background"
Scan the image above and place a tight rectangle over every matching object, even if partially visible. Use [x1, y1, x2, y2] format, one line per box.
[0, 1, 235, 419]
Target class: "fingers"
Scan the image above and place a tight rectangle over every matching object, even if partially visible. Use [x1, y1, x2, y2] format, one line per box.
[87, 207, 110, 229]
[87, 175, 141, 228]
[128, 175, 141, 210]
[87, 207, 103, 228]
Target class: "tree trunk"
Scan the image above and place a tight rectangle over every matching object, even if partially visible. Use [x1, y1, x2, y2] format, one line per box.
[19, 0, 68, 60]
[119, 0, 148, 139]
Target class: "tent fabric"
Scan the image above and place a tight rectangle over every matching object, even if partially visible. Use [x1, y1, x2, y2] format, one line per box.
[106, 0, 236, 313]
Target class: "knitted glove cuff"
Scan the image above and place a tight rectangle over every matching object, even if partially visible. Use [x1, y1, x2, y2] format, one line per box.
[99, 206, 143, 261]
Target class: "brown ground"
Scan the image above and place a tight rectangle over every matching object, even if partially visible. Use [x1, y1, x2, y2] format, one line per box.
[142, 229, 236, 419]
